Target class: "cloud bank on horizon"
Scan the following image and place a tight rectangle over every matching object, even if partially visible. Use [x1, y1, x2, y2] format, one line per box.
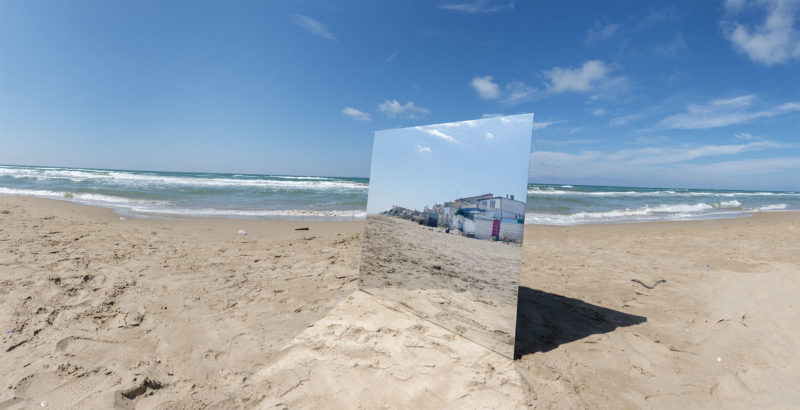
[0, 0, 797, 190]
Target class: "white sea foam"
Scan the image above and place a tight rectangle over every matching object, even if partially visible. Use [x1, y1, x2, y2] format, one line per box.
[524, 201, 754, 225]
[718, 200, 742, 208]
[0, 187, 163, 206]
[756, 204, 788, 211]
[0, 186, 365, 220]
[0, 166, 367, 190]
[131, 207, 366, 219]
[526, 187, 800, 197]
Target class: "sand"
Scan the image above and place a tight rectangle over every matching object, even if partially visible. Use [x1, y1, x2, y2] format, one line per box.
[1, 196, 799, 408]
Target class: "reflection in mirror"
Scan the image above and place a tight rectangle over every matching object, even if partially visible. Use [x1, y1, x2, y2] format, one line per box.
[358, 114, 534, 358]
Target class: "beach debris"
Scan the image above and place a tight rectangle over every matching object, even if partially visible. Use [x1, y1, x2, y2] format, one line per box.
[40, 401, 47, 407]
[238, 229, 247, 236]
[295, 227, 309, 231]
[717, 357, 722, 362]
[120, 216, 126, 221]
[631, 279, 666, 289]
[6, 329, 12, 333]
[706, 264, 710, 268]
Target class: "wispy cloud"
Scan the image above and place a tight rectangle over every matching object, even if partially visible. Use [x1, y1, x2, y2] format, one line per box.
[722, 0, 800, 65]
[439, 0, 515, 13]
[531, 142, 796, 188]
[608, 141, 787, 164]
[341, 107, 371, 121]
[485, 132, 495, 140]
[532, 120, 567, 131]
[734, 132, 757, 140]
[535, 138, 603, 145]
[378, 100, 431, 119]
[610, 113, 645, 127]
[655, 95, 800, 129]
[421, 128, 457, 143]
[470, 75, 501, 99]
[413, 126, 459, 143]
[383, 51, 399, 66]
[504, 81, 542, 104]
[416, 144, 432, 153]
[592, 109, 607, 116]
[652, 32, 687, 57]
[292, 15, 336, 40]
[586, 21, 620, 42]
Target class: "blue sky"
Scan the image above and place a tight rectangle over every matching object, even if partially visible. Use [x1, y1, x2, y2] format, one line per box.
[366, 114, 532, 213]
[0, 0, 798, 190]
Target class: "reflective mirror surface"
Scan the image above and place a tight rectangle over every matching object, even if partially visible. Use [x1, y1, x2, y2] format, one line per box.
[359, 114, 534, 357]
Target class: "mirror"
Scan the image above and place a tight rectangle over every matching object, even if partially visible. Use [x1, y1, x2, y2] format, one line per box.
[359, 114, 534, 358]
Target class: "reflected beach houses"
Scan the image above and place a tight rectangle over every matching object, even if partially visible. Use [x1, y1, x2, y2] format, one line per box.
[383, 192, 525, 241]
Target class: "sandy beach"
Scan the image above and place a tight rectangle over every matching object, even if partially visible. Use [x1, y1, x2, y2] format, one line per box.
[1, 196, 799, 408]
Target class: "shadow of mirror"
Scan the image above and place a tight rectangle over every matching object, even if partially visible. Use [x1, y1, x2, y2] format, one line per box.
[514, 286, 647, 358]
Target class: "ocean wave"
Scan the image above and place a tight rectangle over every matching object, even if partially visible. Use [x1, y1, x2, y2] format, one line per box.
[755, 204, 788, 211]
[129, 207, 366, 219]
[526, 187, 800, 197]
[0, 187, 164, 205]
[0, 166, 367, 190]
[0, 186, 365, 220]
[524, 201, 754, 225]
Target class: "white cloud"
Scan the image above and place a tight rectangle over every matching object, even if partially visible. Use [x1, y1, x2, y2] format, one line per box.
[416, 127, 457, 143]
[473, 60, 624, 104]
[416, 145, 432, 153]
[439, 0, 515, 13]
[532, 141, 786, 167]
[486, 132, 495, 140]
[652, 32, 687, 57]
[535, 138, 603, 145]
[291, 15, 336, 40]
[609, 141, 786, 164]
[532, 120, 566, 130]
[341, 107, 371, 121]
[656, 95, 800, 129]
[543, 60, 624, 94]
[592, 109, 607, 116]
[378, 100, 431, 119]
[504, 81, 541, 104]
[470, 75, 501, 99]
[587, 21, 621, 42]
[531, 142, 796, 189]
[610, 113, 645, 126]
[723, 0, 800, 65]
[734, 132, 756, 140]
[481, 113, 505, 118]
[383, 51, 399, 66]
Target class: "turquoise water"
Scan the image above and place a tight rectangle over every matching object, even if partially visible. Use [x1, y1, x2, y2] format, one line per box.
[1, 164, 797, 224]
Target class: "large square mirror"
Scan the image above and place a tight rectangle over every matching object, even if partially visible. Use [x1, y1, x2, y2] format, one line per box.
[358, 114, 534, 358]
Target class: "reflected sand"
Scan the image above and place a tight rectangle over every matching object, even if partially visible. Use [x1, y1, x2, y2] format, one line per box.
[359, 215, 521, 357]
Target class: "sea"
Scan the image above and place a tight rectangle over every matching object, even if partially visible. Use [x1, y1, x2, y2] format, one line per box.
[1, 164, 798, 225]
